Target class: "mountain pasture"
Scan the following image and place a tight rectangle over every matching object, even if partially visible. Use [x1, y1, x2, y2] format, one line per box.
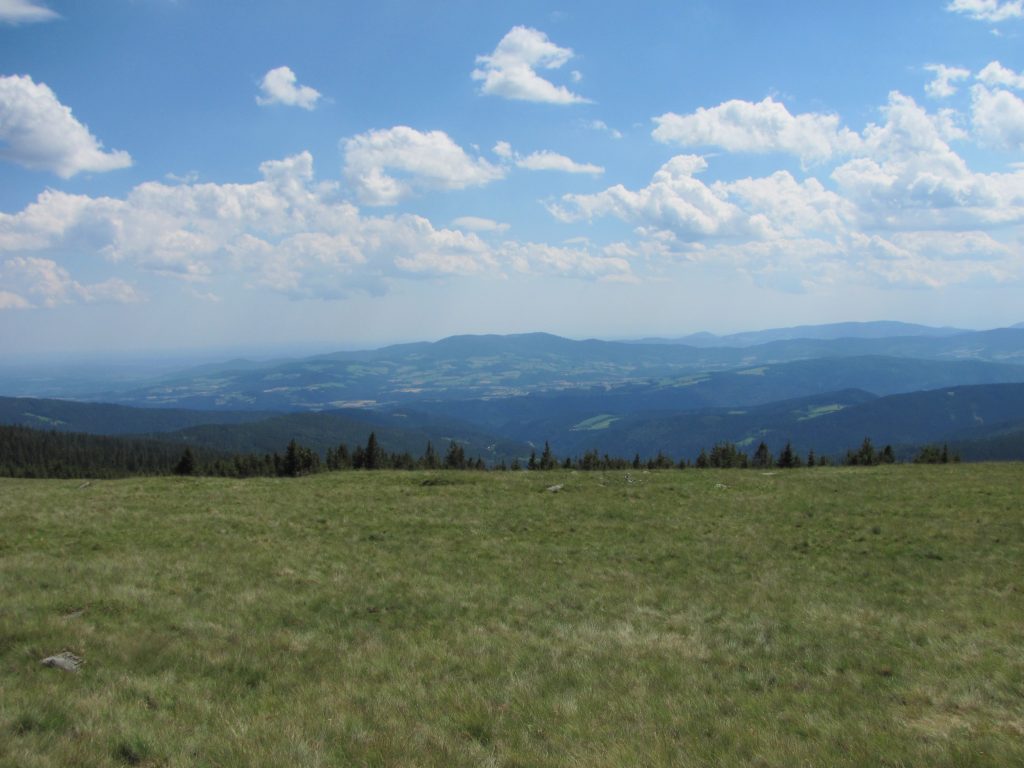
[2, 465, 1022, 766]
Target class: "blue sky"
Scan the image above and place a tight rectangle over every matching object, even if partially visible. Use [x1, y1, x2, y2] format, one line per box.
[1, 0, 1023, 359]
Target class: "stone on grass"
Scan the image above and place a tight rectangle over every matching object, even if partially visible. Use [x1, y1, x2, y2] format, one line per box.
[41, 651, 83, 672]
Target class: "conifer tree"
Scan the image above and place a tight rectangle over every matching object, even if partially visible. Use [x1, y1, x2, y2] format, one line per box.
[364, 432, 382, 470]
[753, 441, 772, 469]
[421, 441, 439, 469]
[539, 441, 557, 470]
[443, 441, 466, 469]
[174, 447, 195, 476]
[283, 439, 301, 477]
[695, 449, 709, 469]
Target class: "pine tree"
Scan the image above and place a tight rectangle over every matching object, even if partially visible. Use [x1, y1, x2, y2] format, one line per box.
[421, 441, 439, 470]
[282, 439, 301, 477]
[753, 441, 772, 469]
[174, 447, 195, 476]
[695, 449, 709, 469]
[539, 441, 557, 470]
[443, 441, 466, 469]
[364, 432, 382, 470]
[777, 441, 800, 469]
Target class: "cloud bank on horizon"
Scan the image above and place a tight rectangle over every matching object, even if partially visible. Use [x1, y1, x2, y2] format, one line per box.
[0, 1, 1022, 351]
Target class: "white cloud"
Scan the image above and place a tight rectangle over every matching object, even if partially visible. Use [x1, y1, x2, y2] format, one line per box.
[500, 241, 634, 282]
[0, 256, 140, 309]
[971, 84, 1024, 149]
[828, 91, 1024, 228]
[947, 0, 1023, 22]
[722, 172, 853, 240]
[652, 97, 861, 165]
[0, 151, 629, 305]
[0, 75, 132, 178]
[0, 290, 31, 309]
[551, 88, 1024, 293]
[587, 120, 623, 139]
[0, 0, 57, 24]
[383, 216, 496, 276]
[472, 26, 589, 104]
[256, 66, 322, 110]
[550, 154, 740, 237]
[844, 231, 1019, 287]
[343, 126, 505, 205]
[555, 157, 853, 244]
[493, 140, 513, 158]
[977, 61, 1024, 90]
[452, 216, 510, 233]
[516, 150, 604, 175]
[924, 64, 971, 99]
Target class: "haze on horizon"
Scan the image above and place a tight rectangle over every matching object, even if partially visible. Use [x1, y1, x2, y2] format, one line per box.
[2, 0, 1023, 362]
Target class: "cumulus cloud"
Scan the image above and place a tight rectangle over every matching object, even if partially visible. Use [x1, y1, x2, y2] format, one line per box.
[550, 154, 740, 237]
[0, 256, 140, 309]
[977, 61, 1024, 90]
[0, 0, 57, 24]
[828, 91, 1024, 228]
[492, 140, 514, 158]
[587, 119, 623, 139]
[552, 88, 1024, 292]
[652, 97, 861, 165]
[472, 26, 589, 104]
[724, 172, 853, 240]
[0, 151, 628, 304]
[343, 126, 505, 205]
[452, 216, 510, 233]
[0, 75, 132, 177]
[924, 64, 971, 98]
[971, 84, 1024, 149]
[0, 290, 31, 309]
[555, 156, 854, 244]
[256, 66, 322, 110]
[947, 0, 1023, 22]
[500, 241, 634, 281]
[516, 150, 604, 175]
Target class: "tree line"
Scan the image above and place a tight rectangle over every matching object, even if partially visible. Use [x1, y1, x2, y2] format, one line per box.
[0, 424, 959, 480]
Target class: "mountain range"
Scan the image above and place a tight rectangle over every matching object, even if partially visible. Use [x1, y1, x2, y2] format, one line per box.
[2, 321, 1024, 463]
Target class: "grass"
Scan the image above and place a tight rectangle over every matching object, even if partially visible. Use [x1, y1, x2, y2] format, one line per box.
[570, 414, 620, 431]
[798, 404, 848, 420]
[1, 465, 1022, 766]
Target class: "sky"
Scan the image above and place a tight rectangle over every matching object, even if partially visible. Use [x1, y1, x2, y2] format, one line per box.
[1, 0, 1023, 361]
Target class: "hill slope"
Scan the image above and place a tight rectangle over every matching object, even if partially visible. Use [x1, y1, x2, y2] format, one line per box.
[549, 383, 1024, 461]
[87, 329, 1024, 411]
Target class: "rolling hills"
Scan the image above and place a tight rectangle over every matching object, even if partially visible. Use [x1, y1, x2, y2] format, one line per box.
[3, 322, 1024, 464]
[71, 327, 1024, 411]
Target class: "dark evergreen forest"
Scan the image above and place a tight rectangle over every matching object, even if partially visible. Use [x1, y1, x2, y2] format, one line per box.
[0, 425, 960, 480]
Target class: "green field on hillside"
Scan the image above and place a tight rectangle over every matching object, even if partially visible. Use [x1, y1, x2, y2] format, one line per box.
[2, 466, 1022, 767]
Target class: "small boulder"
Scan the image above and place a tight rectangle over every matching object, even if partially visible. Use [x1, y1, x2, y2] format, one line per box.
[41, 651, 83, 672]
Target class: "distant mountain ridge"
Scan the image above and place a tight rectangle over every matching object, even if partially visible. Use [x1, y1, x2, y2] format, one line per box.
[635, 321, 971, 347]
[542, 383, 1024, 461]
[72, 327, 1024, 412]
[4, 321, 1024, 465]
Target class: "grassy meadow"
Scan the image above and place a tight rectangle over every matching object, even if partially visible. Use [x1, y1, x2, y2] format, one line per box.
[1, 465, 1022, 766]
